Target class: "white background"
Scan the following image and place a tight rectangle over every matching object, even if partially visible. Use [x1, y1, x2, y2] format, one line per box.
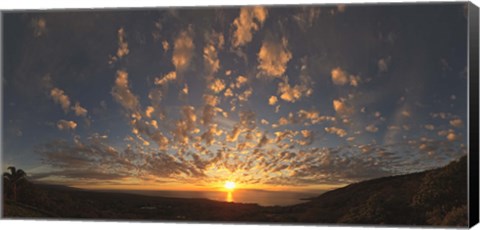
[0, 0, 479, 229]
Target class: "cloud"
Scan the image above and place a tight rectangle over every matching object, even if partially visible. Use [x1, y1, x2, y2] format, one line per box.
[227, 126, 242, 142]
[331, 67, 360, 86]
[172, 29, 195, 73]
[209, 78, 226, 93]
[224, 88, 234, 97]
[277, 68, 313, 103]
[226, 110, 257, 142]
[50, 88, 71, 113]
[145, 106, 155, 118]
[378, 57, 391, 72]
[181, 84, 189, 95]
[232, 6, 268, 47]
[447, 132, 457, 141]
[203, 31, 224, 78]
[298, 130, 314, 146]
[57, 120, 77, 131]
[238, 87, 253, 102]
[150, 120, 158, 129]
[201, 124, 223, 145]
[257, 37, 292, 77]
[116, 28, 129, 58]
[73, 102, 88, 117]
[333, 99, 353, 115]
[37, 139, 134, 179]
[278, 82, 302, 103]
[162, 40, 169, 52]
[324, 126, 347, 137]
[331, 67, 349, 85]
[449, 118, 463, 128]
[236, 75, 248, 88]
[365, 124, 379, 133]
[274, 130, 297, 143]
[32, 17, 47, 37]
[256, 133, 270, 148]
[297, 109, 336, 125]
[150, 131, 169, 150]
[31, 170, 128, 181]
[292, 7, 321, 32]
[154, 71, 177, 85]
[424, 124, 435, 130]
[268, 96, 278, 105]
[401, 110, 411, 117]
[111, 70, 140, 112]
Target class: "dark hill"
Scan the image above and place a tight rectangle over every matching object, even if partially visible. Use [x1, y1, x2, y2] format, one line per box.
[280, 155, 468, 226]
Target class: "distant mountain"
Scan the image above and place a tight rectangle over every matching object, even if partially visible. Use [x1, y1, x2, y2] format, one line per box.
[280, 155, 468, 226]
[34, 183, 84, 191]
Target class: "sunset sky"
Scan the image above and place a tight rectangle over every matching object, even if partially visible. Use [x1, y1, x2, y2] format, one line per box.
[2, 3, 468, 192]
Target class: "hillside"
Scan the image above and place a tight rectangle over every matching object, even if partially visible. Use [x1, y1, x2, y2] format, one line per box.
[280, 155, 468, 226]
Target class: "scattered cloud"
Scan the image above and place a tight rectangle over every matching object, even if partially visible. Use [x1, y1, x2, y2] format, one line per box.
[449, 118, 463, 128]
[365, 124, 379, 133]
[172, 28, 195, 73]
[331, 67, 349, 85]
[111, 70, 140, 112]
[224, 88, 234, 97]
[257, 37, 292, 78]
[57, 120, 77, 131]
[154, 71, 177, 85]
[238, 87, 253, 102]
[268, 96, 278, 105]
[292, 7, 321, 32]
[235, 75, 248, 88]
[325, 126, 347, 137]
[72, 102, 88, 117]
[447, 131, 457, 141]
[203, 31, 224, 77]
[378, 56, 391, 72]
[232, 6, 268, 47]
[333, 99, 353, 115]
[145, 106, 155, 118]
[50, 88, 71, 113]
[337, 4, 346, 12]
[424, 124, 435, 131]
[209, 78, 226, 93]
[331, 67, 360, 86]
[116, 28, 129, 58]
[277, 64, 313, 103]
[32, 17, 47, 37]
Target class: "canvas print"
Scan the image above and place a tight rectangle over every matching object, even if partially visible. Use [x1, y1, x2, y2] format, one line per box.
[1, 2, 478, 227]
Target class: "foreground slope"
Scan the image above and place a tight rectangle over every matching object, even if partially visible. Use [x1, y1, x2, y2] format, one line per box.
[282, 155, 467, 226]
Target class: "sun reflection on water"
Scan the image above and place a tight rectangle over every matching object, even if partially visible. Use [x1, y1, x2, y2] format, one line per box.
[226, 191, 233, 202]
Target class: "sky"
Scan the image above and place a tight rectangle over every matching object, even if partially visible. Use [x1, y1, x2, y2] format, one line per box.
[2, 3, 469, 192]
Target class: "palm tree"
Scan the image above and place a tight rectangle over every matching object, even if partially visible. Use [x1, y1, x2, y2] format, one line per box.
[3, 166, 27, 201]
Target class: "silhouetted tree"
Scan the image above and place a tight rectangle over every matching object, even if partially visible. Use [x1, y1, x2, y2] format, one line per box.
[3, 166, 27, 201]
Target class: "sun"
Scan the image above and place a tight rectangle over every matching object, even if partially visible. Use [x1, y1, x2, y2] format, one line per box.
[224, 181, 236, 191]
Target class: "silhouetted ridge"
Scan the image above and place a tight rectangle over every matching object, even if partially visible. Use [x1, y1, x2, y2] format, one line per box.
[287, 155, 467, 226]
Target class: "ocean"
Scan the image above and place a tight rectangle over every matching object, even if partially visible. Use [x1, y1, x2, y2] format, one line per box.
[103, 189, 325, 206]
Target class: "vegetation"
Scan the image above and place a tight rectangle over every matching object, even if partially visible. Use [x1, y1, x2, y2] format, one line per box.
[287, 155, 468, 226]
[3, 167, 27, 201]
[2, 156, 468, 226]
